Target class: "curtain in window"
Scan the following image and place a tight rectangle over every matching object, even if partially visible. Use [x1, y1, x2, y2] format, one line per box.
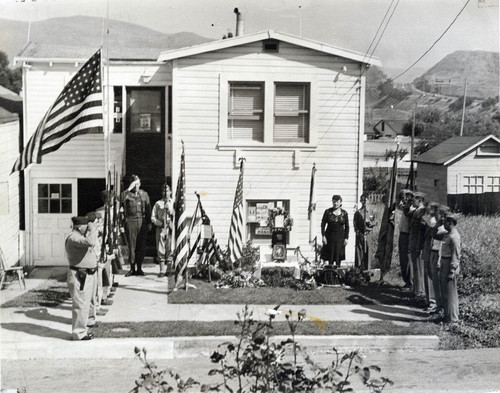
[274, 83, 310, 143]
[228, 83, 264, 141]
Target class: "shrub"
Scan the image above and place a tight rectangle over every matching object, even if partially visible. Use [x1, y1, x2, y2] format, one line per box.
[132, 306, 394, 392]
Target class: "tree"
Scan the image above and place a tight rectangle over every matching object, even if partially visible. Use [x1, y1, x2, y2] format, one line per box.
[0, 50, 22, 94]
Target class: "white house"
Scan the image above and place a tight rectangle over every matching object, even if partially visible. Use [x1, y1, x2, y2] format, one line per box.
[414, 134, 500, 214]
[0, 89, 22, 268]
[14, 30, 379, 266]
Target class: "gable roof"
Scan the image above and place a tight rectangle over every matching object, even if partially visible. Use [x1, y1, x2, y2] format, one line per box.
[158, 30, 381, 66]
[15, 43, 166, 64]
[414, 135, 500, 166]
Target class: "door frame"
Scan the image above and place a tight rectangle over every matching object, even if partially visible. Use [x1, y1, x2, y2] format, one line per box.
[31, 177, 78, 266]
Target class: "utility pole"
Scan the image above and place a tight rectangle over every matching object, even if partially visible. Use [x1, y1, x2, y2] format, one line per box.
[460, 78, 468, 136]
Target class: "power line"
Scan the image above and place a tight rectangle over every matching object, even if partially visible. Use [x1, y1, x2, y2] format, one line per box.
[364, 0, 401, 72]
[392, 0, 472, 82]
[361, 0, 397, 64]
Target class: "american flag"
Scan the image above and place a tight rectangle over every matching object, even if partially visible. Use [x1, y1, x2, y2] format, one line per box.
[12, 50, 103, 173]
[174, 143, 189, 283]
[228, 159, 245, 263]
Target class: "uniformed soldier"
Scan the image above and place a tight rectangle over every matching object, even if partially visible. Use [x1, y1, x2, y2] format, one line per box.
[397, 190, 414, 289]
[122, 175, 151, 276]
[65, 216, 98, 341]
[151, 184, 174, 277]
[408, 192, 426, 301]
[439, 213, 461, 323]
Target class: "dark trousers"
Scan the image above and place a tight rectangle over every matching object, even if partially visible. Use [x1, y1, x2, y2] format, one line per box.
[355, 232, 369, 270]
[125, 218, 147, 271]
[398, 232, 412, 285]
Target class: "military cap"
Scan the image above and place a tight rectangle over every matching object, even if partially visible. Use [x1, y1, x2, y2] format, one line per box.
[71, 216, 89, 226]
[445, 213, 459, 225]
[413, 191, 426, 201]
[85, 212, 97, 223]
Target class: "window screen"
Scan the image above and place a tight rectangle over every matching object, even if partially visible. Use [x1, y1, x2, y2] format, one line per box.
[228, 82, 264, 142]
[274, 83, 310, 143]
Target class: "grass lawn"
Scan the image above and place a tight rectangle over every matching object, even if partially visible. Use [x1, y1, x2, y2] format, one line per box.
[92, 320, 439, 338]
[168, 277, 414, 306]
[1, 271, 69, 308]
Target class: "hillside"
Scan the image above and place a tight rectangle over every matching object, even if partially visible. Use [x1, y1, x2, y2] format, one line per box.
[0, 16, 213, 65]
[413, 50, 499, 99]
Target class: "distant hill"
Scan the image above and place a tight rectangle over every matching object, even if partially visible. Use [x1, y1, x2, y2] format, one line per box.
[0, 16, 213, 65]
[413, 50, 499, 99]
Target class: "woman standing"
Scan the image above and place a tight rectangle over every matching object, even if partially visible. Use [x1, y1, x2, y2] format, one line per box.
[321, 195, 349, 267]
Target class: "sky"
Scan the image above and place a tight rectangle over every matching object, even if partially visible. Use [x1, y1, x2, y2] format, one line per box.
[1, 0, 499, 77]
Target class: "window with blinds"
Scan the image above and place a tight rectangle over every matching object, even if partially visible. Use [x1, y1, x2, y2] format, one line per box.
[274, 83, 310, 143]
[228, 82, 264, 142]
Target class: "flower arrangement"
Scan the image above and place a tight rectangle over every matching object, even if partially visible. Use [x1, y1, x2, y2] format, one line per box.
[266, 207, 294, 231]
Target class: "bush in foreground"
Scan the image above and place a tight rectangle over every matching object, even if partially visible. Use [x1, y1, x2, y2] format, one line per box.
[131, 306, 393, 393]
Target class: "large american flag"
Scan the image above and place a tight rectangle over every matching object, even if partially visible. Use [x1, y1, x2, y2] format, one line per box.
[12, 50, 103, 173]
[174, 143, 189, 283]
[228, 159, 245, 263]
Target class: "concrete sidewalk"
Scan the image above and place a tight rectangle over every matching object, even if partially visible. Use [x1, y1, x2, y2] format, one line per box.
[1, 265, 439, 360]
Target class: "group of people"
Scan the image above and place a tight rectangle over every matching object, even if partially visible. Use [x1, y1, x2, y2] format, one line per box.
[65, 175, 174, 341]
[65, 199, 117, 341]
[320, 191, 462, 324]
[320, 194, 376, 270]
[396, 189, 461, 324]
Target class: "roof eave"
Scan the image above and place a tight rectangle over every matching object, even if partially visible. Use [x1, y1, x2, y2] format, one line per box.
[157, 30, 381, 66]
[442, 134, 500, 166]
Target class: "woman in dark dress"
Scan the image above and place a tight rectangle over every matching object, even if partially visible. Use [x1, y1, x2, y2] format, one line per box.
[321, 195, 349, 267]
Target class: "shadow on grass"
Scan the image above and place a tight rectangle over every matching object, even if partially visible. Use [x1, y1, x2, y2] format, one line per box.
[14, 307, 72, 325]
[1, 322, 71, 340]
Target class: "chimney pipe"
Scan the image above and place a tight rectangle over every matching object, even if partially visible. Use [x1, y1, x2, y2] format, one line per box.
[234, 8, 244, 36]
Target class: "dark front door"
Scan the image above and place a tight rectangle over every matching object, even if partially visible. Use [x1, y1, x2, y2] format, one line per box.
[125, 87, 166, 257]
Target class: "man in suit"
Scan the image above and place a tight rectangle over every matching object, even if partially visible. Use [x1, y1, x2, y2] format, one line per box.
[65, 215, 98, 341]
[122, 175, 151, 276]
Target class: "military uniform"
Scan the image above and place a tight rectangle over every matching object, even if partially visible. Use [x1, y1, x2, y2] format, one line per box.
[151, 197, 173, 276]
[122, 188, 151, 275]
[65, 217, 98, 340]
[439, 227, 461, 322]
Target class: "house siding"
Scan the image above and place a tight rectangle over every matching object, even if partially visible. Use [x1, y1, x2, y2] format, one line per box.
[23, 62, 172, 265]
[172, 41, 363, 261]
[0, 119, 21, 268]
[416, 163, 448, 204]
[447, 149, 500, 194]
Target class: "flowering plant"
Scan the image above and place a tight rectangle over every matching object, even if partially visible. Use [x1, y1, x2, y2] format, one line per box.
[266, 207, 294, 231]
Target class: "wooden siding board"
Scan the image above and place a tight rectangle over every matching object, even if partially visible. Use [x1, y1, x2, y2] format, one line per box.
[0, 120, 21, 268]
[173, 43, 362, 262]
[447, 149, 500, 194]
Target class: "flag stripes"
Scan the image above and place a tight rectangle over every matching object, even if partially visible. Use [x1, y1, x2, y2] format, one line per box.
[174, 143, 188, 282]
[12, 49, 103, 173]
[228, 159, 244, 263]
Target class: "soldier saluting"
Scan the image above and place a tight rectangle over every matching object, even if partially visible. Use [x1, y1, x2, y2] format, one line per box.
[122, 175, 151, 276]
[65, 215, 98, 341]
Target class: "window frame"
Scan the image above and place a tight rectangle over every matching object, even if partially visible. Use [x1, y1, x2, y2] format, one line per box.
[219, 74, 317, 148]
[35, 179, 77, 215]
[463, 175, 485, 194]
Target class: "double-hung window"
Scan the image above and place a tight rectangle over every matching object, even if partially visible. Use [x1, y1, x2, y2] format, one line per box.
[228, 82, 264, 142]
[274, 82, 310, 143]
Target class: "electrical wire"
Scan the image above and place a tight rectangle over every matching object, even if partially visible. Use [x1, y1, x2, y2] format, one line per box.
[392, 0, 472, 82]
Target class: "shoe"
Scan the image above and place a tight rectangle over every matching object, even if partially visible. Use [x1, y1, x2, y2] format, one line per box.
[112, 282, 119, 287]
[96, 310, 108, 316]
[110, 287, 117, 292]
[125, 270, 135, 277]
[136, 270, 145, 276]
[80, 333, 94, 341]
[101, 299, 113, 306]
[430, 307, 443, 315]
[158, 272, 166, 278]
[87, 322, 99, 328]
